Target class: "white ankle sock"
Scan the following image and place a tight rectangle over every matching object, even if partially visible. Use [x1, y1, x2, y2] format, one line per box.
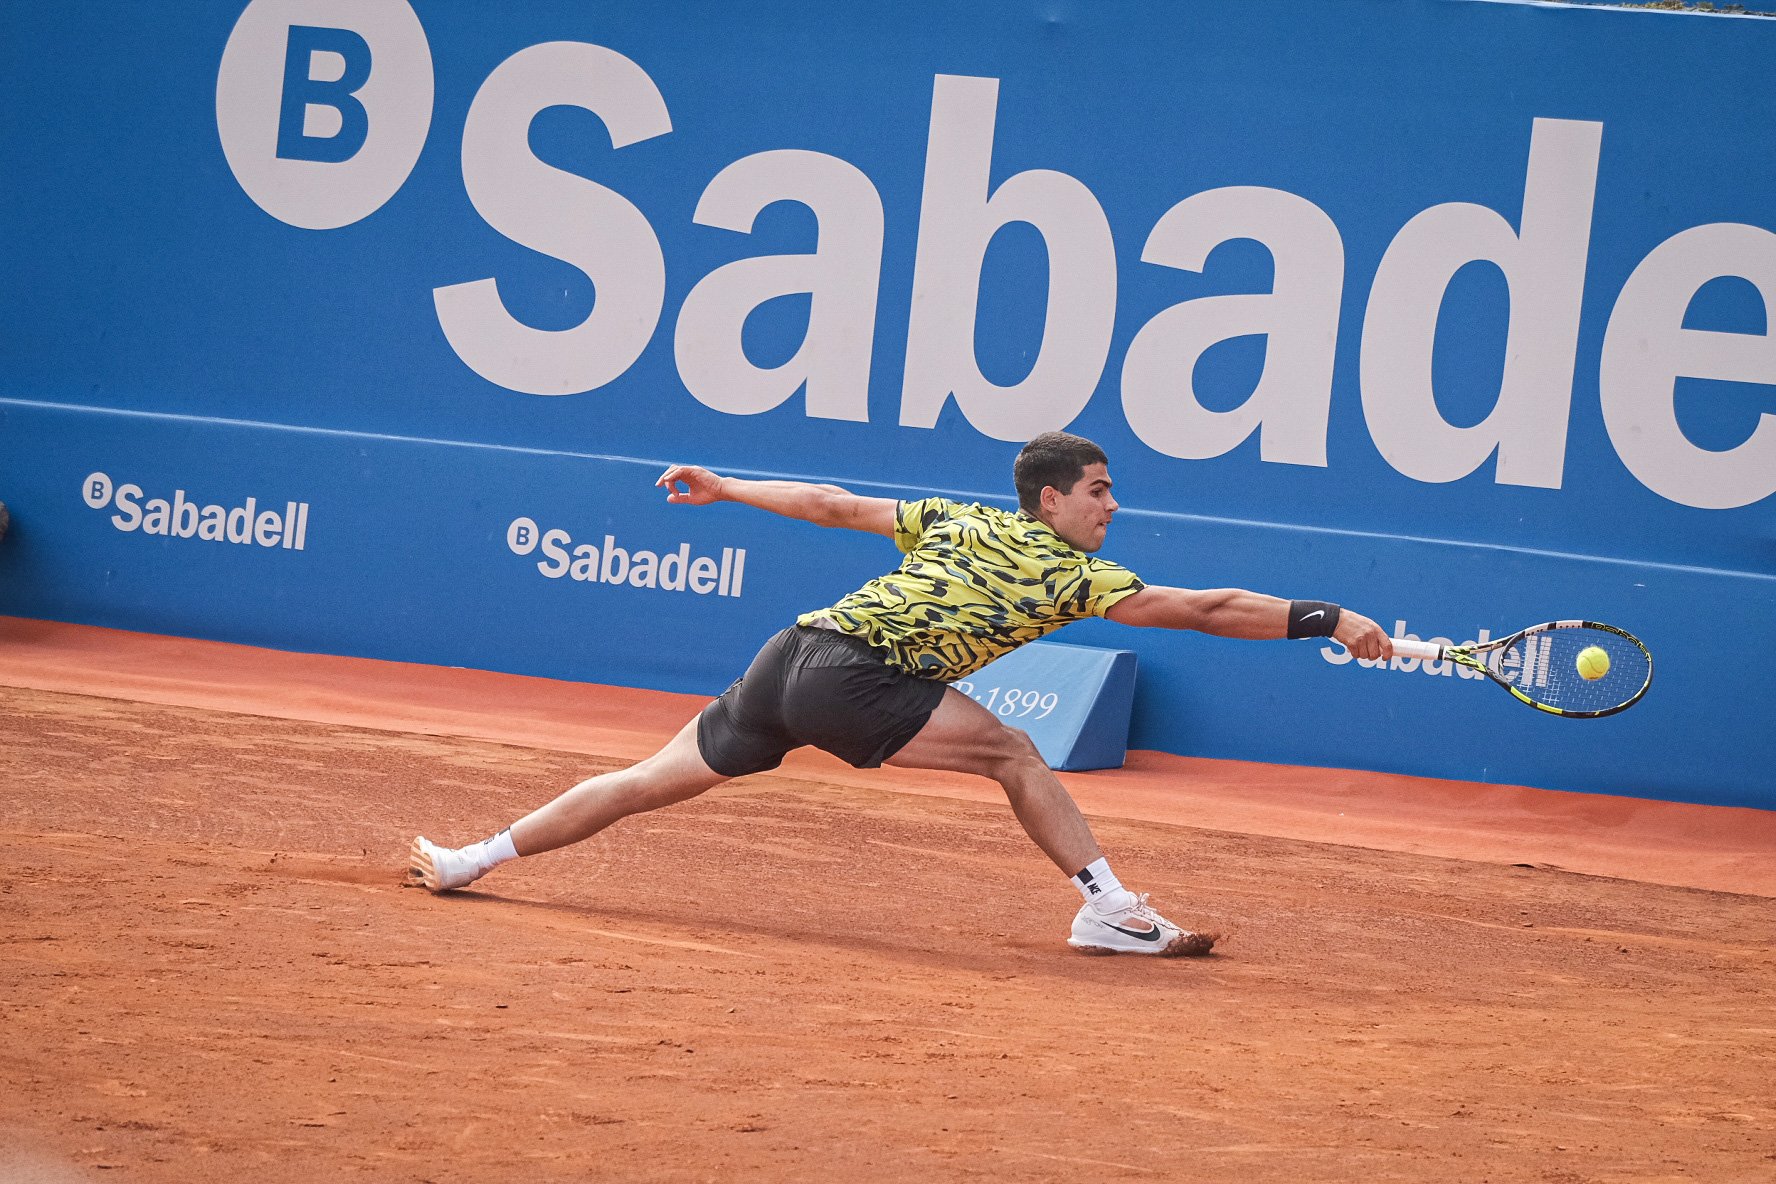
[463, 828, 519, 876]
[1073, 857, 1135, 911]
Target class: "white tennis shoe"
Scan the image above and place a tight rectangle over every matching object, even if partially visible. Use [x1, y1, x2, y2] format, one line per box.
[1068, 892, 1217, 957]
[407, 835, 485, 892]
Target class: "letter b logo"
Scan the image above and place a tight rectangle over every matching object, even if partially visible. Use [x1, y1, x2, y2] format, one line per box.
[507, 517, 540, 555]
[217, 0, 433, 229]
[276, 25, 373, 164]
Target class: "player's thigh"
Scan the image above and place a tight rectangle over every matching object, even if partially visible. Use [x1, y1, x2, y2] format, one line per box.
[885, 686, 1037, 776]
[636, 715, 729, 793]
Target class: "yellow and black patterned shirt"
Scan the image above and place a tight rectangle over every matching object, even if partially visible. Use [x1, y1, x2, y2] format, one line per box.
[797, 498, 1145, 681]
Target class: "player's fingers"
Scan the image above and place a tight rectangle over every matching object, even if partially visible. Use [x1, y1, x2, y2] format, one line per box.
[1346, 628, 1380, 661]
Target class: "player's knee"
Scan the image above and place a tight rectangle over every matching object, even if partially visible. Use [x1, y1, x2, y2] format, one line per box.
[986, 723, 1045, 776]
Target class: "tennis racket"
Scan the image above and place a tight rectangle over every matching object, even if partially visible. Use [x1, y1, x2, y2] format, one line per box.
[1389, 620, 1652, 718]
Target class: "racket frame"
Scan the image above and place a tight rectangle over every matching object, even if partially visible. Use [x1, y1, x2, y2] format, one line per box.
[1387, 620, 1652, 718]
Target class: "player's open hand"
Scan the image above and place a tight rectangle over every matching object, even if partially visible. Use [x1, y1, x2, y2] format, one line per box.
[657, 463, 727, 505]
[1334, 609, 1392, 662]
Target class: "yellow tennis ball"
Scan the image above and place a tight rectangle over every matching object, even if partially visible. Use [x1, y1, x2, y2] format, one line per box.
[1576, 645, 1610, 681]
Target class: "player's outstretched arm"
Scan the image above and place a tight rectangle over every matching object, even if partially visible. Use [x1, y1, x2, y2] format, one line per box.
[1105, 586, 1392, 661]
[656, 463, 897, 536]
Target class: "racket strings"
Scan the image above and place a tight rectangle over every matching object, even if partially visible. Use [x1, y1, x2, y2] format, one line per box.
[1493, 628, 1650, 714]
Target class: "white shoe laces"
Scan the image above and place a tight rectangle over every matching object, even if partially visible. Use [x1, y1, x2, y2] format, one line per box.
[1117, 891, 1156, 920]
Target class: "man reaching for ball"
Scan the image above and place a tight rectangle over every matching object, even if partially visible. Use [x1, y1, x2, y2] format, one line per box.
[409, 432, 1392, 956]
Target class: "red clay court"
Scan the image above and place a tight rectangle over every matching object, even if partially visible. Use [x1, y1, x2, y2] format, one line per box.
[3, 616, 1773, 1182]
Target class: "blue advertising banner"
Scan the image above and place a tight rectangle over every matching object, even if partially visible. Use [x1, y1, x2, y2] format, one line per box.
[2, 1, 1772, 806]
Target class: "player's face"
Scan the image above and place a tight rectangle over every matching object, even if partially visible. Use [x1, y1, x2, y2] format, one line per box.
[1044, 463, 1118, 552]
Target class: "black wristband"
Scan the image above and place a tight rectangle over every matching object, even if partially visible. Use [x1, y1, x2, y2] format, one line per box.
[1287, 600, 1342, 639]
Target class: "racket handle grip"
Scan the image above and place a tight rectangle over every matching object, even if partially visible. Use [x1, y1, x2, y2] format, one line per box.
[1390, 638, 1444, 661]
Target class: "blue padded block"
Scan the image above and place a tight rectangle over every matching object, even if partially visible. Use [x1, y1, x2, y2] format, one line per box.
[950, 641, 1138, 771]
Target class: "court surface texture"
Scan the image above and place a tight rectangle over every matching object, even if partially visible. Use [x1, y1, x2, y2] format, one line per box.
[3, 617, 1772, 1183]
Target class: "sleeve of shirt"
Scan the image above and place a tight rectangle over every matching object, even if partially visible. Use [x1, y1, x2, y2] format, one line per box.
[893, 497, 956, 553]
[1075, 557, 1146, 618]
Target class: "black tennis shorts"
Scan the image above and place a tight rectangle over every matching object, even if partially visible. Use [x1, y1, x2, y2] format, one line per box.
[696, 625, 948, 777]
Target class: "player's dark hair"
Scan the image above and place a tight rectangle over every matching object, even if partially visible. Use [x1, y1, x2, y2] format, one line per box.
[1014, 432, 1108, 514]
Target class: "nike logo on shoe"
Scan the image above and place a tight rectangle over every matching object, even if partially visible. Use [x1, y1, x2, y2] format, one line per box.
[1105, 921, 1163, 942]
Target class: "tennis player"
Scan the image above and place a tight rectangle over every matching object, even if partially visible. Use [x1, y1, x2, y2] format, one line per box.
[410, 432, 1391, 956]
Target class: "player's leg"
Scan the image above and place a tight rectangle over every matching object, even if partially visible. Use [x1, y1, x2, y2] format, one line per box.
[409, 628, 811, 894]
[886, 688, 1216, 957]
[408, 717, 727, 891]
[510, 716, 727, 856]
[885, 688, 1101, 874]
